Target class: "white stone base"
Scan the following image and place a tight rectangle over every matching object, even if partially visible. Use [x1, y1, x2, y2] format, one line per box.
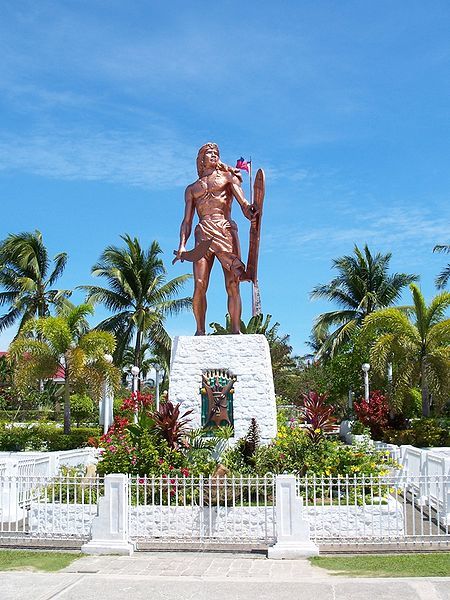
[169, 335, 277, 442]
[268, 541, 319, 559]
[81, 540, 134, 556]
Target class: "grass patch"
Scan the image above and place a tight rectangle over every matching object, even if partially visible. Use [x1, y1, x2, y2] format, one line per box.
[0, 550, 81, 572]
[310, 553, 450, 577]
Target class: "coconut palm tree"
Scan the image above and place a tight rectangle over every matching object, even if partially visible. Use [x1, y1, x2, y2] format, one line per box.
[80, 235, 191, 373]
[362, 284, 450, 416]
[9, 304, 119, 433]
[433, 244, 450, 289]
[121, 341, 169, 387]
[311, 244, 417, 357]
[0, 230, 71, 335]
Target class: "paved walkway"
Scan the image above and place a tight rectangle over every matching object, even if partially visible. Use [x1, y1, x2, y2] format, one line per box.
[2, 552, 449, 600]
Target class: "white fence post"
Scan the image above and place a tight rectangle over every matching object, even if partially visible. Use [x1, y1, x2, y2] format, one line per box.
[268, 474, 319, 559]
[82, 473, 134, 555]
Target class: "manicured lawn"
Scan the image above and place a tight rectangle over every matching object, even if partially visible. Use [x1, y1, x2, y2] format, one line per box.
[0, 549, 81, 572]
[310, 553, 450, 577]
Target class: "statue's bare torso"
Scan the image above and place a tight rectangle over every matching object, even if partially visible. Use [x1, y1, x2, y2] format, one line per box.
[186, 171, 236, 222]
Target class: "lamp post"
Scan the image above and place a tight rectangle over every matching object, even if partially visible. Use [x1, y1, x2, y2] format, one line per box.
[131, 365, 140, 423]
[362, 363, 370, 401]
[154, 364, 161, 411]
[348, 389, 355, 410]
[102, 354, 114, 435]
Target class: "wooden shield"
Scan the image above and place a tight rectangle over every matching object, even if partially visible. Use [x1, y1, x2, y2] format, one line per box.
[245, 169, 265, 283]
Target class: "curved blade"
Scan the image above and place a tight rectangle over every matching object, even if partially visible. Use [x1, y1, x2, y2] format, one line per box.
[172, 239, 213, 265]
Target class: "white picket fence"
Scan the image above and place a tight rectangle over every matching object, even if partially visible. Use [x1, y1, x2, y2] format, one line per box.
[0, 471, 449, 549]
[0, 441, 449, 550]
[297, 473, 449, 545]
[0, 474, 102, 539]
[128, 474, 276, 544]
[0, 448, 100, 480]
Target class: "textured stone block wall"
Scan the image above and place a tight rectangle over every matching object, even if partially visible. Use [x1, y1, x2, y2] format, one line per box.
[168, 335, 277, 442]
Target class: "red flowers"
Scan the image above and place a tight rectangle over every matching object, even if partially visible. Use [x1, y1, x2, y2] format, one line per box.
[120, 392, 153, 413]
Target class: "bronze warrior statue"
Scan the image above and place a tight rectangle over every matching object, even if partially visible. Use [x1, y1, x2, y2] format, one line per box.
[175, 143, 260, 336]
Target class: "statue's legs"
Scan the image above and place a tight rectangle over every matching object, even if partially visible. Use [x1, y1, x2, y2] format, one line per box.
[193, 254, 214, 335]
[223, 266, 242, 334]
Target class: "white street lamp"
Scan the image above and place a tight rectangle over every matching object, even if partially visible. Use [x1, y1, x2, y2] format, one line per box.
[131, 365, 140, 423]
[362, 363, 370, 401]
[102, 354, 114, 435]
[154, 364, 161, 411]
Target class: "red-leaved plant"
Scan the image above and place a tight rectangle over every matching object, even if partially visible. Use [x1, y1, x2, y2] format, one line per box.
[301, 391, 336, 444]
[152, 401, 193, 450]
[353, 390, 389, 440]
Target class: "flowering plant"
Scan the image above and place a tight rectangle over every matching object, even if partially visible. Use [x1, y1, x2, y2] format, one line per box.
[353, 390, 390, 440]
[94, 392, 215, 477]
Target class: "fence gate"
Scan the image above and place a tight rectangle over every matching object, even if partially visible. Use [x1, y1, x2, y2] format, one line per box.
[296, 474, 450, 551]
[128, 475, 276, 547]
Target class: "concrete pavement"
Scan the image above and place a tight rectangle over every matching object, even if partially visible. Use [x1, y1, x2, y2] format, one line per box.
[1, 552, 449, 600]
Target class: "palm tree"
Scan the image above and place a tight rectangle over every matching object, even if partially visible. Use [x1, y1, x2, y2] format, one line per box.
[363, 284, 450, 416]
[80, 235, 191, 373]
[9, 304, 119, 433]
[0, 230, 70, 335]
[433, 244, 450, 289]
[122, 341, 169, 386]
[209, 313, 275, 335]
[311, 244, 417, 357]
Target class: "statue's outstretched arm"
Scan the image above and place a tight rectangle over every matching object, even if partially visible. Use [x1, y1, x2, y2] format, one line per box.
[177, 186, 195, 257]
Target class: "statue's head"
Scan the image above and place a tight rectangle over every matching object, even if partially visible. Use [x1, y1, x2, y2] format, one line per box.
[196, 142, 242, 182]
[197, 142, 220, 177]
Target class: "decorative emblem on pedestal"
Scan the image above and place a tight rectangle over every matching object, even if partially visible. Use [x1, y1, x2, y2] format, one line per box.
[200, 369, 236, 431]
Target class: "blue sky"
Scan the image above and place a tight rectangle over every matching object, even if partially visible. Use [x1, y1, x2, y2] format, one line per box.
[1, 1, 449, 354]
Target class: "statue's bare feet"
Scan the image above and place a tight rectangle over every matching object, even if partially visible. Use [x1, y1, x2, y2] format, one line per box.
[195, 330, 206, 336]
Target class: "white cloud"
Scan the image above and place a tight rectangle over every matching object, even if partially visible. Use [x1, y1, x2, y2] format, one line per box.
[0, 128, 197, 189]
[263, 204, 450, 260]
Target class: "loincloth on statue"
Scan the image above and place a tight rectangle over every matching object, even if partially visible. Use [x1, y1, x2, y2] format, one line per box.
[195, 216, 245, 274]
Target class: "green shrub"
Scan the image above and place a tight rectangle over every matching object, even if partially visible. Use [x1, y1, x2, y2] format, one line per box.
[403, 388, 422, 418]
[223, 423, 398, 477]
[0, 423, 100, 451]
[45, 427, 100, 451]
[351, 421, 371, 436]
[411, 418, 447, 447]
[382, 418, 449, 447]
[70, 394, 95, 426]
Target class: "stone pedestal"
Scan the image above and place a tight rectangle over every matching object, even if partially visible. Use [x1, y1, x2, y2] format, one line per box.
[169, 335, 277, 442]
[82, 474, 134, 556]
[268, 475, 319, 559]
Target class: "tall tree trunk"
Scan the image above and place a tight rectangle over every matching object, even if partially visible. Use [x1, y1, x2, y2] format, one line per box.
[134, 329, 142, 391]
[421, 358, 430, 417]
[63, 360, 71, 434]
